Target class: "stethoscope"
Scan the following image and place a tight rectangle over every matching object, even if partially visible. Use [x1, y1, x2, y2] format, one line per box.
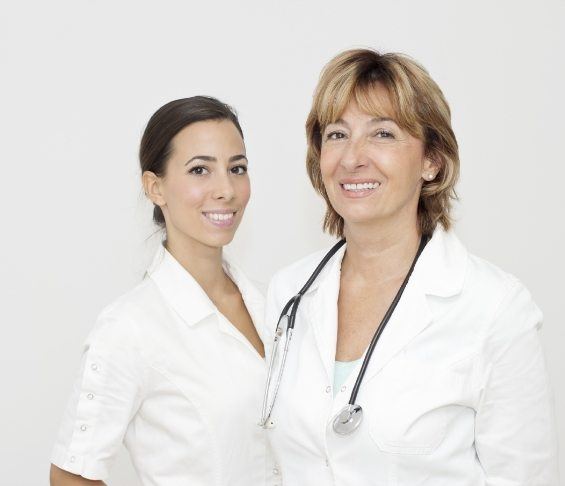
[259, 234, 429, 436]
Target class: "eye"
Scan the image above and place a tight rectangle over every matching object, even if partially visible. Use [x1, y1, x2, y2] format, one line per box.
[325, 130, 347, 141]
[188, 165, 209, 175]
[231, 165, 248, 175]
[374, 129, 395, 139]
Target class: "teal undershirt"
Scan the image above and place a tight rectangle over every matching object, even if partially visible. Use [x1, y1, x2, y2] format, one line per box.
[333, 359, 362, 397]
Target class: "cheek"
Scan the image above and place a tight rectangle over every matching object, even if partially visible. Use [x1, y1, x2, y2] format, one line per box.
[319, 148, 339, 181]
[236, 177, 251, 205]
[379, 147, 423, 185]
[168, 178, 209, 209]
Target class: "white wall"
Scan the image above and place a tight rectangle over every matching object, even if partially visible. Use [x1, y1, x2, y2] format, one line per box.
[1, 1, 563, 484]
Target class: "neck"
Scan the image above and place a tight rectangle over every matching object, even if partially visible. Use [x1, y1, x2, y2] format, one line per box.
[342, 215, 421, 283]
[164, 230, 229, 298]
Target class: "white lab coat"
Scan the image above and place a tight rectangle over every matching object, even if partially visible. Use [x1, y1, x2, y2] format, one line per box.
[263, 228, 559, 485]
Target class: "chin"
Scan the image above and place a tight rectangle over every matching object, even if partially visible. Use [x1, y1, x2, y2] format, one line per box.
[338, 207, 382, 226]
[200, 234, 234, 249]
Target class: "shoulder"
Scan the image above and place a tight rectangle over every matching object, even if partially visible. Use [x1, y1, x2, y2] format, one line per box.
[431, 228, 532, 309]
[85, 277, 164, 350]
[461, 250, 543, 342]
[268, 245, 334, 298]
[463, 250, 532, 308]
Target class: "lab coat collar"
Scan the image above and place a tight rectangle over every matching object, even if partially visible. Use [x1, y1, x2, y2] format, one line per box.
[304, 227, 468, 385]
[147, 243, 263, 328]
[302, 226, 468, 299]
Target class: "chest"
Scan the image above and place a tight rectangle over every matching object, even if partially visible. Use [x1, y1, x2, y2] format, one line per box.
[336, 277, 404, 361]
[139, 311, 266, 420]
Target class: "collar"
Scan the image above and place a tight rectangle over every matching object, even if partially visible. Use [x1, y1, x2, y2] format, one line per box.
[146, 243, 263, 327]
[303, 226, 468, 298]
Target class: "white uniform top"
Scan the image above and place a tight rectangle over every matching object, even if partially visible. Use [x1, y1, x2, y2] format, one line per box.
[263, 228, 559, 486]
[51, 244, 277, 486]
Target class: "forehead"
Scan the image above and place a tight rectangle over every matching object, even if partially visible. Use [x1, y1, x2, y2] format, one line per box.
[322, 81, 398, 127]
[172, 120, 244, 154]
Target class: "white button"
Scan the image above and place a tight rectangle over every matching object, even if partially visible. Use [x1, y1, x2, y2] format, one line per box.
[273, 467, 279, 475]
[70, 456, 76, 463]
[340, 385, 347, 392]
[325, 386, 331, 393]
[91, 363, 98, 371]
[87, 393, 94, 400]
[80, 424, 87, 431]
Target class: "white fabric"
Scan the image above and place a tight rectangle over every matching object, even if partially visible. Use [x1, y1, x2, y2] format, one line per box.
[263, 228, 559, 486]
[51, 244, 277, 486]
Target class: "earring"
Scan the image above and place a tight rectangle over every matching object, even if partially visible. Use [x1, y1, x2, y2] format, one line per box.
[425, 173, 435, 181]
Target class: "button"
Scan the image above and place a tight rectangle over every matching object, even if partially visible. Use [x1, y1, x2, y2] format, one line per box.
[80, 424, 87, 431]
[86, 393, 94, 400]
[70, 456, 76, 463]
[340, 385, 347, 392]
[273, 467, 279, 475]
[91, 363, 98, 371]
[325, 457, 330, 467]
[325, 386, 331, 394]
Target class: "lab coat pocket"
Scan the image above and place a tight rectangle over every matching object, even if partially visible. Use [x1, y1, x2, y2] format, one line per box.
[366, 358, 460, 455]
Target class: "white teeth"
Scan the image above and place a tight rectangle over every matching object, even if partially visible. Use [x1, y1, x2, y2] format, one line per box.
[342, 182, 379, 191]
[204, 212, 235, 221]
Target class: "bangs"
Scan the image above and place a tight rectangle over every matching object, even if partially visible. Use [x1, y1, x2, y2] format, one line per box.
[315, 74, 421, 138]
[316, 77, 400, 129]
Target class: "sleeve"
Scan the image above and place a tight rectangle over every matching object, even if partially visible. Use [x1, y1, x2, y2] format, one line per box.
[475, 280, 559, 485]
[50, 311, 145, 480]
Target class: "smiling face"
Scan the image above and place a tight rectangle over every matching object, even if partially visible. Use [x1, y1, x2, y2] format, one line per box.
[319, 85, 438, 235]
[144, 119, 250, 251]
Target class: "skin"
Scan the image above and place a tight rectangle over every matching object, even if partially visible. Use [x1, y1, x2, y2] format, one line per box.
[50, 119, 264, 486]
[319, 86, 439, 361]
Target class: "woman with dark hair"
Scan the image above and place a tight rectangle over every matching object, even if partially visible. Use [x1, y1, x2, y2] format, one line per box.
[50, 97, 274, 486]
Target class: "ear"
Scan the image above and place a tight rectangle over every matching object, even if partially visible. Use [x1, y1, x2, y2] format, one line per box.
[142, 171, 167, 208]
[421, 153, 442, 182]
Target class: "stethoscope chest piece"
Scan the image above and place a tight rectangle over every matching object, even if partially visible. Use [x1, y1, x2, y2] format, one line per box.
[332, 404, 363, 436]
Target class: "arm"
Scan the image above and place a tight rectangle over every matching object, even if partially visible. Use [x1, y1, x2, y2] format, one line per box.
[475, 281, 559, 485]
[50, 312, 144, 482]
[50, 464, 105, 486]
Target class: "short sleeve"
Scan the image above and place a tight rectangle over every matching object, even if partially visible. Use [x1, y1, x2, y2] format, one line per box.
[50, 311, 145, 480]
[475, 280, 559, 485]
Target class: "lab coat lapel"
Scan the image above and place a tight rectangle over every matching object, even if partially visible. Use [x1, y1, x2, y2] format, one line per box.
[361, 278, 432, 384]
[360, 228, 467, 384]
[304, 251, 343, 384]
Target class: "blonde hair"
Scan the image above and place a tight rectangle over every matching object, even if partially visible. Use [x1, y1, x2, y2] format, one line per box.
[306, 48, 459, 237]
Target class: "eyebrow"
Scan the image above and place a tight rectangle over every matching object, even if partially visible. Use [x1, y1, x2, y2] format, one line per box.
[328, 116, 396, 128]
[185, 154, 248, 165]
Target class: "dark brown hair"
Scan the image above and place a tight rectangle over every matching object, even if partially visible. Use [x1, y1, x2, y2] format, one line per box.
[139, 96, 244, 226]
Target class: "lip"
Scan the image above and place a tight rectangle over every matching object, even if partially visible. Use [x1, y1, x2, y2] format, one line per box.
[201, 209, 238, 228]
[339, 179, 381, 199]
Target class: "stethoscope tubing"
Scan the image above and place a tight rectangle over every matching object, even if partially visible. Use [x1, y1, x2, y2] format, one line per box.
[348, 235, 429, 405]
[261, 235, 429, 430]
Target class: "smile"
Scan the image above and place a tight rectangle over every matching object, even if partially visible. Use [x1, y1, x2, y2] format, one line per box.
[339, 181, 380, 198]
[202, 211, 237, 227]
[341, 182, 379, 191]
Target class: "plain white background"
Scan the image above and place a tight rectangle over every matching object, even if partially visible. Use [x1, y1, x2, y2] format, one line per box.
[1, 1, 563, 484]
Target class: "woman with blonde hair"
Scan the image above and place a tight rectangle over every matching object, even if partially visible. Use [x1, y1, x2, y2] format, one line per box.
[260, 49, 558, 485]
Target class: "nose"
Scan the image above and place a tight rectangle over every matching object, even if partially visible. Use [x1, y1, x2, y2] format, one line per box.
[339, 137, 368, 172]
[212, 172, 236, 201]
